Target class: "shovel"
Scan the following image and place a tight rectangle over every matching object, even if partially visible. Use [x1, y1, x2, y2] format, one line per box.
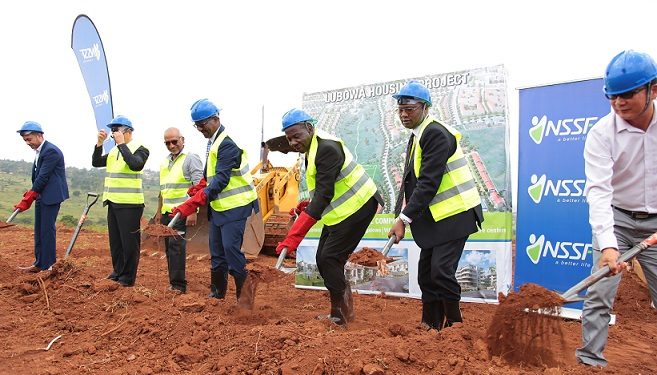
[381, 234, 397, 257]
[347, 234, 398, 270]
[559, 231, 657, 303]
[64, 192, 99, 258]
[274, 247, 297, 274]
[0, 208, 20, 229]
[142, 212, 183, 238]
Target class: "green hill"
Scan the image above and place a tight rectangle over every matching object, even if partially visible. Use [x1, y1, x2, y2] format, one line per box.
[0, 159, 160, 232]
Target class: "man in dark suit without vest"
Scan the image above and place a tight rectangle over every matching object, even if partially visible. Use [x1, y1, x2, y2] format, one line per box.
[15, 121, 69, 273]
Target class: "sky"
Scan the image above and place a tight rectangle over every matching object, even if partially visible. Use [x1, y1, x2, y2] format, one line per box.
[2, 0, 657, 204]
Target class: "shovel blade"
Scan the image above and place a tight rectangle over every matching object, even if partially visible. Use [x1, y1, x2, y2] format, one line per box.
[274, 248, 296, 274]
[0, 221, 15, 229]
[279, 266, 296, 274]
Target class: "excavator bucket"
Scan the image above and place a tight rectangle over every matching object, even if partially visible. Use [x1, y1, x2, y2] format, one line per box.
[265, 135, 295, 154]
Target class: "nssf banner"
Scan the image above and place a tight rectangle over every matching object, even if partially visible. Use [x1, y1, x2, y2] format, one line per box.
[516, 78, 610, 312]
[71, 14, 114, 154]
[296, 66, 513, 303]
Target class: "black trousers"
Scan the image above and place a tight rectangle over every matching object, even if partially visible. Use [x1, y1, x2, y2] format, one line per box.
[161, 213, 187, 291]
[316, 196, 378, 296]
[418, 236, 468, 302]
[107, 203, 144, 285]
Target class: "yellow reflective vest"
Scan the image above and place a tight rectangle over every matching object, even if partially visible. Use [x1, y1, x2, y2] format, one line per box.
[306, 130, 377, 226]
[206, 132, 257, 212]
[160, 153, 192, 214]
[103, 142, 144, 204]
[412, 116, 480, 222]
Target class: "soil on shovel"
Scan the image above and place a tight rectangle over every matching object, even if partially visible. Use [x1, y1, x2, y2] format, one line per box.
[486, 283, 567, 367]
[348, 247, 394, 267]
[142, 223, 180, 237]
[1, 224, 656, 374]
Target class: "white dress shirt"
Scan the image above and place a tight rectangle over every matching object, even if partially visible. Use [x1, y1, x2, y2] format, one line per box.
[584, 101, 657, 250]
[34, 140, 44, 168]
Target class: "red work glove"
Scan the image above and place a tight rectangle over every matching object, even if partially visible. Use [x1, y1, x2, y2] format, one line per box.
[289, 199, 311, 218]
[276, 211, 317, 255]
[171, 189, 207, 218]
[187, 178, 207, 197]
[14, 190, 38, 212]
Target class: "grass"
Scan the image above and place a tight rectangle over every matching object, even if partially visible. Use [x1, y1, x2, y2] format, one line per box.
[0, 168, 160, 232]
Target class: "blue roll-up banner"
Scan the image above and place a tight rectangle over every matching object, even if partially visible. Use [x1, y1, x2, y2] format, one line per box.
[516, 78, 610, 317]
[71, 14, 113, 154]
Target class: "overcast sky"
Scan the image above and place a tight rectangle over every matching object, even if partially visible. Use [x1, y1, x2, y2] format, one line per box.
[2, 1, 656, 199]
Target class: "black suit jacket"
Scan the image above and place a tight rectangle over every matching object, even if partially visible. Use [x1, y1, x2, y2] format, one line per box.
[32, 140, 69, 205]
[401, 120, 482, 249]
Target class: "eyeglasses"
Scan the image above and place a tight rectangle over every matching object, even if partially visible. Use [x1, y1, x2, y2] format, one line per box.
[605, 86, 646, 100]
[397, 105, 422, 114]
[193, 118, 212, 129]
[164, 139, 180, 146]
[110, 127, 122, 133]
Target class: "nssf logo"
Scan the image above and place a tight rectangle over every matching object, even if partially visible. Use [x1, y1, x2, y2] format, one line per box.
[528, 115, 598, 145]
[527, 174, 586, 204]
[526, 234, 591, 265]
[79, 43, 101, 61]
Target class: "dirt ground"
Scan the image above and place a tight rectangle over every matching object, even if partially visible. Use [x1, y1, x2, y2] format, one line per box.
[0, 225, 656, 375]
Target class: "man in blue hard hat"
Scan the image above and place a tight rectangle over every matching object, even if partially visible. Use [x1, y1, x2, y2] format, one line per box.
[277, 108, 383, 326]
[15, 121, 69, 273]
[576, 50, 657, 368]
[92, 115, 150, 287]
[172, 99, 259, 303]
[388, 80, 483, 331]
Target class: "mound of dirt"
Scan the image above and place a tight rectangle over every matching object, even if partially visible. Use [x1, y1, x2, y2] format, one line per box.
[0, 225, 655, 374]
[487, 283, 566, 367]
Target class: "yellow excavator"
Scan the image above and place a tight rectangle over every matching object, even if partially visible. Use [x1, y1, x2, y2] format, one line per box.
[162, 135, 301, 259]
[249, 135, 302, 254]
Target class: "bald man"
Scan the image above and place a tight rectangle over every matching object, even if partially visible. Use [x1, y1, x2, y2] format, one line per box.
[157, 127, 204, 293]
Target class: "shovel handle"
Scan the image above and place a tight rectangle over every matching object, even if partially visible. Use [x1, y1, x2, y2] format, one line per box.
[7, 208, 20, 223]
[86, 192, 99, 209]
[382, 234, 397, 256]
[64, 192, 100, 259]
[561, 232, 657, 302]
[275, 248, 288, 270]
[168, 212, 182, 228]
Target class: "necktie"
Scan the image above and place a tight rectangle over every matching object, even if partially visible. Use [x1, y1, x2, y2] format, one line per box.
[206, 139, 212, 160]
[394, 134, 414, 216]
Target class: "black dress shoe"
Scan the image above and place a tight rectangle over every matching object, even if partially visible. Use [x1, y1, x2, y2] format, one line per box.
[168, 285, 186, 294]
[118, 280, 134, 287]
[106, 272, 119, 281]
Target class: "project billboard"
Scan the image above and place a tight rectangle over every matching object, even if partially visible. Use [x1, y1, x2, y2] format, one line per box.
[296, 65, 513, 303]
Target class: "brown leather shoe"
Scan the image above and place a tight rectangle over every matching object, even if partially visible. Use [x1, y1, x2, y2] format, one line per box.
[19, 265, 41, 273]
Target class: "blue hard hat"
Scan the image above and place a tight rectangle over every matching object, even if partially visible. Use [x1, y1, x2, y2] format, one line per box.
[190, 99, 220, 122]
[17, 121, 44, 134]
[392, 80, 432, 106]
[281, 108, 315, 131]
[106, 115, 133, 130]
[604, 50, 657, 95]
